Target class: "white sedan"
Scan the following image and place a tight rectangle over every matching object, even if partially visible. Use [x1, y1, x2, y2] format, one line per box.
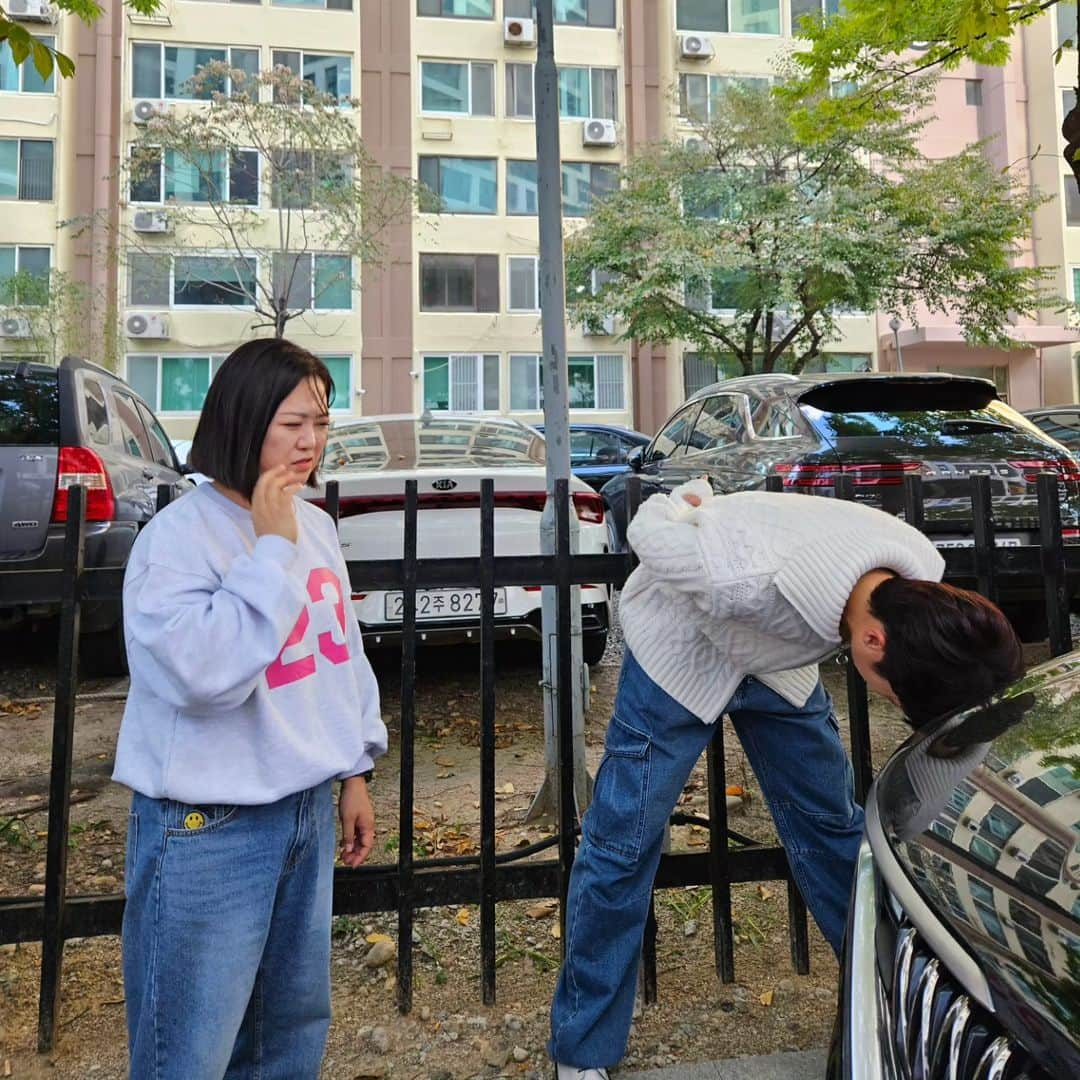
[312, 413, 612, 664]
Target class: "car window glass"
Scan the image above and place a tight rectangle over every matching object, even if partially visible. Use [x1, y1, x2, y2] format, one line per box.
[112, 390, 151, 460]
[651, 403, 701, 460]
[592, 431, 623, 465]
[81, 377, 111, 447]
[750, 395, 799, 439]
[688, 395, 745, 452]
[570, 430, 595, 465]
[136, 401, 176, 468]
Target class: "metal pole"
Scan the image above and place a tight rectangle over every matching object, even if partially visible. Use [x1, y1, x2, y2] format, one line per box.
[889, 316, 904, 373]
[526, 0, 590, 822]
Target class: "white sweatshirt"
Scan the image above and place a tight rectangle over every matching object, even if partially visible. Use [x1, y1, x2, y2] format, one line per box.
[621, 479, 945, 723]
[113, 483, 388, 805]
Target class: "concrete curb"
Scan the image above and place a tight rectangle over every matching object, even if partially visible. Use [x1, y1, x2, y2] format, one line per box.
[618, 1048, 827, 1080]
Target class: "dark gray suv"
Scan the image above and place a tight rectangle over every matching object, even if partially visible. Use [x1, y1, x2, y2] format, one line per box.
[1, 356, 192, 674]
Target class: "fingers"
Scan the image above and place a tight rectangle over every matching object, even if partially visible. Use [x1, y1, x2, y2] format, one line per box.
[340, 817, 375, 867]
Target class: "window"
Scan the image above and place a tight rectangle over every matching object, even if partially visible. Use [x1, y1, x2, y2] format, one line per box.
[965, 79, 982, 106]
[0, 246, 50, 304]
[802, 352, 871, 374]
[652, 402, 701, 459]
[683, 351, 741, 397]
[678, 74, 770, 121]
[0, 139, 53, 201]
[271, 253, 352, 310]
[686, 268, 750, 313]
[569, 353, 624, 409]
[113, 390, 153, 457]
[417, 0, 492, 17]
[789, 0, 840, 26]
[81, 378, 111, 447]
[1065, 89, 1077, 119]
[320, 354, 352, 410]
[748, 394, 799, 439]
[675, 0, 780, 34]
[130, 148, 259, 205]
[508, 255, 540, 311]
[510, 353, 542, 409]
[136, 400, 178, 467]
[0, 36, 55, 93]
[687, 394, 745, 452]
[127, 354, 227, 413]
[420, 254, 499, 312]
[505, 62, 534, 119]
[558, 67, 618, 120]
[506, 160, 618, 216]
[418, 157, 497, 214]
[273, 0, 352, 8]
[1059, 0, 1076, 49]
[270, 150, 349, 208]
[506, 0, 615, 24]
[1066, 177, 1080, 227]
[420, 60, 494, 115]
[132, 43, 259, 100]
[128, 253, 172, 307]
[271, 50, 351, 103]
[423, 354, 499, 411]
[173, 255, 257, 307]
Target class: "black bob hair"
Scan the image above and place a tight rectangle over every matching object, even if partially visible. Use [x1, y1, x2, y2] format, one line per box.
[188, 339, 335, 500]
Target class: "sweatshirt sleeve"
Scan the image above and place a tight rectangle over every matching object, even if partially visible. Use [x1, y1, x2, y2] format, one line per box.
[123, 534, 309, 712]
[625, 478, 713, 581]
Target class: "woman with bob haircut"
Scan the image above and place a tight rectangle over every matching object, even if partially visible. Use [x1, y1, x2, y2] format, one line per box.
[114, 338, 387, 1079]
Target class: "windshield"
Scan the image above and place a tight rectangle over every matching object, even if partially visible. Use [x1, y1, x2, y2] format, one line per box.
[0, 368, 59, 445]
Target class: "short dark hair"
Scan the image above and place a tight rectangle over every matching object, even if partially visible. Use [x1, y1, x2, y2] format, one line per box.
[870, 577, 1024, 728]
[189, 339, 334, 499]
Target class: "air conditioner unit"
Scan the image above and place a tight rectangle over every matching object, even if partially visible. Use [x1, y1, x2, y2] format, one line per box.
[0, 316, 32, 339]
[583, 314, 616, 337]
[582, 118, 618, 148]
[133, 209, 171, 234]
[132, 99, 165, 125]
[504, 16, 536, 46]
[125, 312, 170, 339]
[961, 816, 980, 832]
[684, 136, 706, 153]
[680, 34, 714, 59]
[1006, 846, 1030, 864]
[1004, 771, 1024, 787]
[8, 0, 54, 22]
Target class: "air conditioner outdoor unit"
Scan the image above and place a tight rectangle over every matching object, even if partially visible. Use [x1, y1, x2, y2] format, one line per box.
[680, 34, 714, 59]
[504, 17, 537, 46]
[684, 136, 706, 152]
[0, 316, 32, 339]
[583, 315, 616, 337]
[582, 118, 618, 147]
[8, 0, 54, 22]
[133, 209, 171, 234]
[961, 816, 980, 832]
[125, 312, 170, 339]
[132, 99, 165, 125]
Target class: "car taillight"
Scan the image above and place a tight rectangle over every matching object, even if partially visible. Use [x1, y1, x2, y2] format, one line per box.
[1007, 459, 1080, 483]
[1063, 528, 1080, 545]
[773, 461, 921, 488]
[51, 446, 116, 523]
[572, 491, 605, 524]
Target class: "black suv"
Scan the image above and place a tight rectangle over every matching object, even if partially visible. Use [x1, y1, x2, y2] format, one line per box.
[602, 373, 1080, 639]
[1, 356, 192, 674]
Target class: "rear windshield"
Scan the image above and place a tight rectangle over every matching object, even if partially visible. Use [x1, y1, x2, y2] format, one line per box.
[0, 368, 60, 445]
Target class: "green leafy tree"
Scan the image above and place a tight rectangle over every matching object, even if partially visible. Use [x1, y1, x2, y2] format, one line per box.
[565, 81, 1056, 377]
[0, 268, 108, 367]
[101, 62, 417, 338]
[1, 0, 165, 81]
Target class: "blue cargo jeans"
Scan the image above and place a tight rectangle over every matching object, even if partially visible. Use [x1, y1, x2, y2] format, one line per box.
[122, 781, 335, 1080]
[549, 650, 863, 1069]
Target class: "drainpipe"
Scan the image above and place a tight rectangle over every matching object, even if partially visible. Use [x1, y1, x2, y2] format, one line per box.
[90, 7, 117, 366]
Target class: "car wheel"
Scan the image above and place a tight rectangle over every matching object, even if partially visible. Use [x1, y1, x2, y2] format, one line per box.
[583, 628, 608, 666]
[80, 624, 128, 678]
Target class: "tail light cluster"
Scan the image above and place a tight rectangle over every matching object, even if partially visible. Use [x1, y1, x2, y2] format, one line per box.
[773, 461, 922, 488]
[50, 447, 116, 523]
[322, 490, 605, 525]
[1007, 459, 1080, 483]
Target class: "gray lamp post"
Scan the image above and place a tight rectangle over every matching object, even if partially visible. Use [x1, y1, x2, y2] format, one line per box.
[889, 315, 904, 372]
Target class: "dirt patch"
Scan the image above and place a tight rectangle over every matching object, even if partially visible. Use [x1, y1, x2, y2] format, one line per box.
[0, 629, 1054, 1077]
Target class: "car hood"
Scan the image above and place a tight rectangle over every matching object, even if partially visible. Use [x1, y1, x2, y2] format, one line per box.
[874, 655, 1080, 1075]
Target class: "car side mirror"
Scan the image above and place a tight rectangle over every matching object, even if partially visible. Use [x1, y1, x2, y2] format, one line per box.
[627, 445, 644, 471]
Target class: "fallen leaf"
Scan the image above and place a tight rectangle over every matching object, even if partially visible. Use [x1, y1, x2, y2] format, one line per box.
[757, 885, 774, 901]
[365, 932, 392, 944]
[726, 785, 745, 798]
[759, 990, 774, 1007]
[435, 757, 456, 767]
[436, 771, 454, 780]
[550, 923, 561, 939]
[526, 899, 559, 919]
[687, 835, 708, 847]
[501, 782, 515, 795]
[456, 908, 471, 926]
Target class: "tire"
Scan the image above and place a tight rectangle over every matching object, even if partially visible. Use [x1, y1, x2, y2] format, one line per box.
[583, 628, 608, 666]
[80, 624, 128, 677]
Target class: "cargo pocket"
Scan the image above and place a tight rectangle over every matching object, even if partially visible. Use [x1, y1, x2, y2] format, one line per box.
[583, 714, 652, 864]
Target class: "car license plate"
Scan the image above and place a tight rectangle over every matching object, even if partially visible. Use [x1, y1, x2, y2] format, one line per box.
[384, 588, 508, 622]
[933, 537, 1023, 549]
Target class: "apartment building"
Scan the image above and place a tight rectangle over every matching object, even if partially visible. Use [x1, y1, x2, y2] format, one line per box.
[1, 0, 1077, 438]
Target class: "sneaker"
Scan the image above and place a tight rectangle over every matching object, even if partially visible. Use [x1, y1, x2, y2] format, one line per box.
[555, 1066, 610, 1080]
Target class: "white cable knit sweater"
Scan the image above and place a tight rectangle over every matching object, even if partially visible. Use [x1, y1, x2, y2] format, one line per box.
[620, 479, 945, 723]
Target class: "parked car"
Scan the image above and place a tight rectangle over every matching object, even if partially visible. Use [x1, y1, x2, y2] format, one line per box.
[601, 372, 1080, 639]
[313, 413, 613, 664]
[831, 652, 1080, 1078]
[170, 438, 210, 484]
[1023, 406, 1080, 452]
[533, 423, 651, 491]
[0, 356, 192, 674]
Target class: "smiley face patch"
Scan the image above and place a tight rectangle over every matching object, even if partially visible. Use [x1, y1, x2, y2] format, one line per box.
[183, 811, 206, 830]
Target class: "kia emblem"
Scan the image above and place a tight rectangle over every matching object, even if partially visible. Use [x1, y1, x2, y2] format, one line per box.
[432, 478, 457, 491]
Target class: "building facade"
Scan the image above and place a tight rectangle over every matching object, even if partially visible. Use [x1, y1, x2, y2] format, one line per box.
[1, 0, 1078, 438]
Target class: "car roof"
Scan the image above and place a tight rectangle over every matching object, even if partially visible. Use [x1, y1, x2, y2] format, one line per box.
[1024, 405, 1080, 416]
[535, 422, 649, 439]
[686, 370, 998, 403]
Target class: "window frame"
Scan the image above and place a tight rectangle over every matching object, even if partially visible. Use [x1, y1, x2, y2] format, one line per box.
[128, 145, 261, 206]
[417, 0, 494, 18]
[674, 0, 782, 36]
[270, 251, 354, 312]
[0, 244, 51, 305]
[421, 352, 500, 412]
[507, 255, 540, 312]
[170, 252, 260, 310]
[124, 353, 229, 416]
[419, 253, 499, 313]
[270, 48, 353, 105]
[0, 137, 54, 202]
[0, 34, 56, 94]
[505, 61, 535, 120]
[418, 155, 498, 214]
[506, 159, 618, 217]
[505, 0, 616, 26]
[557, 65, 619, 121]
[418, 59, 495, 117]
[131, 42, 259, 101]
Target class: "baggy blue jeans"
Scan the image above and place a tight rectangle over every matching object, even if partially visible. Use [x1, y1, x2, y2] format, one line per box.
[549, 651, 863, 1068]
[122, 781, 335, 1080]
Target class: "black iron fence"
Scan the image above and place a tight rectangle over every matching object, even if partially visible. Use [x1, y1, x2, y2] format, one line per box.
[0, 472, 1076, 1052]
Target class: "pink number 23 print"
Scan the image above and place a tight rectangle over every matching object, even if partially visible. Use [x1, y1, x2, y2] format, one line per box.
[265, 568, 350, 689]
